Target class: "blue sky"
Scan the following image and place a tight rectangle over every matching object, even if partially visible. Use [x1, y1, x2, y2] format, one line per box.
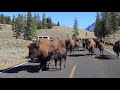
[0, 12, 97, 29]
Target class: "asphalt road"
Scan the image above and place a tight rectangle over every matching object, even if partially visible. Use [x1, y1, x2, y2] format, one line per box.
[0, 47, 120, 78]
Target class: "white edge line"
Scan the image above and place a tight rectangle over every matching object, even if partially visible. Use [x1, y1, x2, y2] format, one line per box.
[0, 61, 28, 73]
[104, 48, 116, 55]
[104, 48, 120, 58]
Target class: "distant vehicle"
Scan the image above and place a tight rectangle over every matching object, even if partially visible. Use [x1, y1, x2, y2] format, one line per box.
[37, 36, 50, 40]
[32, 38, 37, 42]
[49, 37, 54, 41]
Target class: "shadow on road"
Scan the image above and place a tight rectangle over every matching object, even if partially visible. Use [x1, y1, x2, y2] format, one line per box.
[74, 49, 85, 51]
[68, 54, 85, 57]
[85, 54, 96, 56]
[95, 55, 113, 60]
[2, 65, 41, 73]
[28, 58, 40, 63]
[2, 64, 60, 73]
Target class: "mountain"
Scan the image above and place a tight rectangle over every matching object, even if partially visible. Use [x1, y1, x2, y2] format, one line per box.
[85, 22, 96, 32]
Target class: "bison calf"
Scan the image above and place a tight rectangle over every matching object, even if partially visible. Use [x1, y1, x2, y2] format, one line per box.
[52, 47, 67, 70]
[98, 41, 104, 55]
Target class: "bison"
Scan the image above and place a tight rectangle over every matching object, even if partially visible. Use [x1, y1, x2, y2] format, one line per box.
[82, 38, 86, 50]
[65, 39, 75, 54]
[113, 40, 120, 58]
[97, 40, 104, 55]
[74, 39, 81, 50]
[52, 47, 67, 70]
[28, 38, 62, 71]
[85, 38, 96, 56]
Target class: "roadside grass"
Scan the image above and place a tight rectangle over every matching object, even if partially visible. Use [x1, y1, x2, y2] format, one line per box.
[104, 45, 114, 54]
[0, 56, 29, 70]
[0, 39, 31, 70]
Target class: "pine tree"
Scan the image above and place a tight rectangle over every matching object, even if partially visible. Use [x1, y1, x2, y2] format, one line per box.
[12, 15, 16, 31]
[57, 21, 60, 26]
[95, 12, 101, 38]
[37, 13, 42, 29]
[1, 14, 6, 24]
[47, 17, 53, 29]
[6, 16, 11, 24]
[100, 12, 110, 37]
[100, 12, 119, 37]
[110, 12, 119, 33]
[26, 12, 37, 40]
[72, 18, 79, 40]
[42, 13, 47, 29]
[23, 14, 27, 40]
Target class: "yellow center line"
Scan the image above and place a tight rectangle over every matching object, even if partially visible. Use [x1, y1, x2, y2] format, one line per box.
[69, 65, 76, 78]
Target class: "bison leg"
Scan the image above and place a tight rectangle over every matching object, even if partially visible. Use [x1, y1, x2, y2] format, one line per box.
[89, 51, 91, 56]
[31, 58, 36, 62]
[54, 59, 57, 69]
[102, 49, 104, 55]
[73, 47, 75, 53]
[39, 60, 47, 71]
[117, 52, 119, 58]
[91, 51, 93, 56]
[59, 59, 62, 70]
[64, 57, 66, 69]
[70, 49, 72, 54]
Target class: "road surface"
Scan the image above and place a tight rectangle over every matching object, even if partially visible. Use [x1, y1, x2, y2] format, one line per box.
[0, 47, 120, 78]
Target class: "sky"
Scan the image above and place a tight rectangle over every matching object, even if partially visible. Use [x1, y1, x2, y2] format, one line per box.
[0, 12, 97, 29]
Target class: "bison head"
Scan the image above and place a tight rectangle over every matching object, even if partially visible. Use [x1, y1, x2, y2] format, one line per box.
[28, 43, 39, 60]
[65, 39, 71, 51]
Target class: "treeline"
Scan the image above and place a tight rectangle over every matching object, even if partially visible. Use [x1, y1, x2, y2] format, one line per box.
[0, 14, 11, 24]
[0, 12, 60, 40]
[94, 12, 120, 39]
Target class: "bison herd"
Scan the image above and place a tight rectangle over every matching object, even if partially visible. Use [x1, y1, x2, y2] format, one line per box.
[27, 37, 120, 71]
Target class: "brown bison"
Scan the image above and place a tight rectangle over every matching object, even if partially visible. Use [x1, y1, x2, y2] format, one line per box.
[97, 40, 104, 55]
[82, 38, 86, 50]
[28, 38, 61, 71]
[65, 39, 75, 54]
[52, 47, 67, 70]
[74, 39, 81, 50]
[58, 39, 66, 48]
[93, 38, 99, 48]
[85, 38, 96, 56]
[113, 40, 120, 58]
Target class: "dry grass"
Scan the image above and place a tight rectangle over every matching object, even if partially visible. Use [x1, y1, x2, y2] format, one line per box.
[105, 27, 120, 43]
[104, 45, 113, 52]
[0, 24, 13, 39]
[0, 39, 31, 70]
[0, 57, 29, 70]
[0, 24, 12, 31]
[0, 31, 14, 39]
[104, 27, 120, 53]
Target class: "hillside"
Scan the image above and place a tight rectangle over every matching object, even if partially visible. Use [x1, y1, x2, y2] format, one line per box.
[0, 24, 13, 39]
[0, 25, 95, 40]
[37, 26, 95, 40]
[0, 24, 12, 31]
[105, 27, 120, 43]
